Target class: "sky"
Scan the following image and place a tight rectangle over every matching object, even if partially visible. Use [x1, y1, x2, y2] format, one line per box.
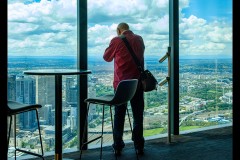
[8, 0, 232, 58]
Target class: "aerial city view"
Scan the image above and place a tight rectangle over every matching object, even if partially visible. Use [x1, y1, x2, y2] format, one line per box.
[7, 0, 232, 158]
[7, 56, 232, 157]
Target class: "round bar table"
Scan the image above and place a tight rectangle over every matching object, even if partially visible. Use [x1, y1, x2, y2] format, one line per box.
[24, 69, 91, 160]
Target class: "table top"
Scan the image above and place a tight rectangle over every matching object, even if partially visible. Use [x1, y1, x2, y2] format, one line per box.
[24, 69, 91, 75]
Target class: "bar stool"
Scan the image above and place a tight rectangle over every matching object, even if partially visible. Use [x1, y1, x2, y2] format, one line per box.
[80, 79, 139, 160]
[7, 100, 44, 159]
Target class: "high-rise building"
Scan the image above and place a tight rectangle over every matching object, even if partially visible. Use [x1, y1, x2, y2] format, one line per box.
[63, 108, 70, 126]
[87, 85, 97, 121]
[8, 75, 16, 101]
[36, 76, 55, 118]
[16, 75, 36, 103]
[16, 75, 24, 103]
[43, 104, 54, 125]
[67, 102, 77, 131]
[66, 77, 77, 103]
[23, 77, 36, 104]
[68, 86, 78, 103]
[16, 76, 37, 130]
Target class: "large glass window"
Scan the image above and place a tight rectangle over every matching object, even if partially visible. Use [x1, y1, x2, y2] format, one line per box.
[87, 0, 170, 148]
[7, 0, 233, 158]
[179, 0, 232, 132]
[8, 0, 78, 158]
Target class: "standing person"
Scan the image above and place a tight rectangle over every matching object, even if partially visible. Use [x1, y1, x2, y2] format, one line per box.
[103, 22, 145, 156]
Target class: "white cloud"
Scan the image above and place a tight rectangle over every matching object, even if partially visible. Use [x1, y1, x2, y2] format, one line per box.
[88, 0, 148, 17]
[7, 0, 232, 58]
[8, 0, 77, 56]
[179, 15, 232, 56]
[51, 23, 75, 32]
[204, 26, 232, 43]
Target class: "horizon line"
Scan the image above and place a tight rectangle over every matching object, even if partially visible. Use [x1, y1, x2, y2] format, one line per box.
[8, 55, 232, 60]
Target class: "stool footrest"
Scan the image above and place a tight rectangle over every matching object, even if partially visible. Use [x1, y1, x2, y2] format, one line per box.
[16, 148, 44, 158]
[81, 135, 103, 147]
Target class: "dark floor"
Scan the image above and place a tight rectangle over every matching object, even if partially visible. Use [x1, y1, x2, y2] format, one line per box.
[68, 125, 232, 160]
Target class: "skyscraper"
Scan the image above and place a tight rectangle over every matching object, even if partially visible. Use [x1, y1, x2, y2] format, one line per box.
[16, 76, 37, 130]
[8, 75, 16, 101]
[66, 77, 77, 103]
[36, 76, 55, 118]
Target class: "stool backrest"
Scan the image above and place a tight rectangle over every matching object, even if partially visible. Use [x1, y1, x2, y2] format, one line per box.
[111, 79, 138, 105]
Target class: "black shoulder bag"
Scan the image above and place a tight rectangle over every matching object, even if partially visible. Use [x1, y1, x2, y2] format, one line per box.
[120, 35, 158, 92]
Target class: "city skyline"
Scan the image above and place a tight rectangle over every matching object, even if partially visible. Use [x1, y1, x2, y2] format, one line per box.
[7, 55, 232, 158]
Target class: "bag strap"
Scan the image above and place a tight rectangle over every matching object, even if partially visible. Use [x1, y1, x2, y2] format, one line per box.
[120, 35, 144, 73]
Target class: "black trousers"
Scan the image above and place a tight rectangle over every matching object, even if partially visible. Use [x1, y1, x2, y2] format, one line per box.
[113, 83, 145, 150]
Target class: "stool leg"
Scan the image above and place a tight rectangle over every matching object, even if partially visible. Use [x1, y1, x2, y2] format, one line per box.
[14, 115, 17, 160]
[126, 108, 139, 160]
[80, 102, 91, 159]
[7, 116, 12, 152]
[110, 106, 114, 141]
[100, 105, 105, 160]
[110, 106, 118, 160]
[35, 109, 44, 159]
[12, 110, 45, 159]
